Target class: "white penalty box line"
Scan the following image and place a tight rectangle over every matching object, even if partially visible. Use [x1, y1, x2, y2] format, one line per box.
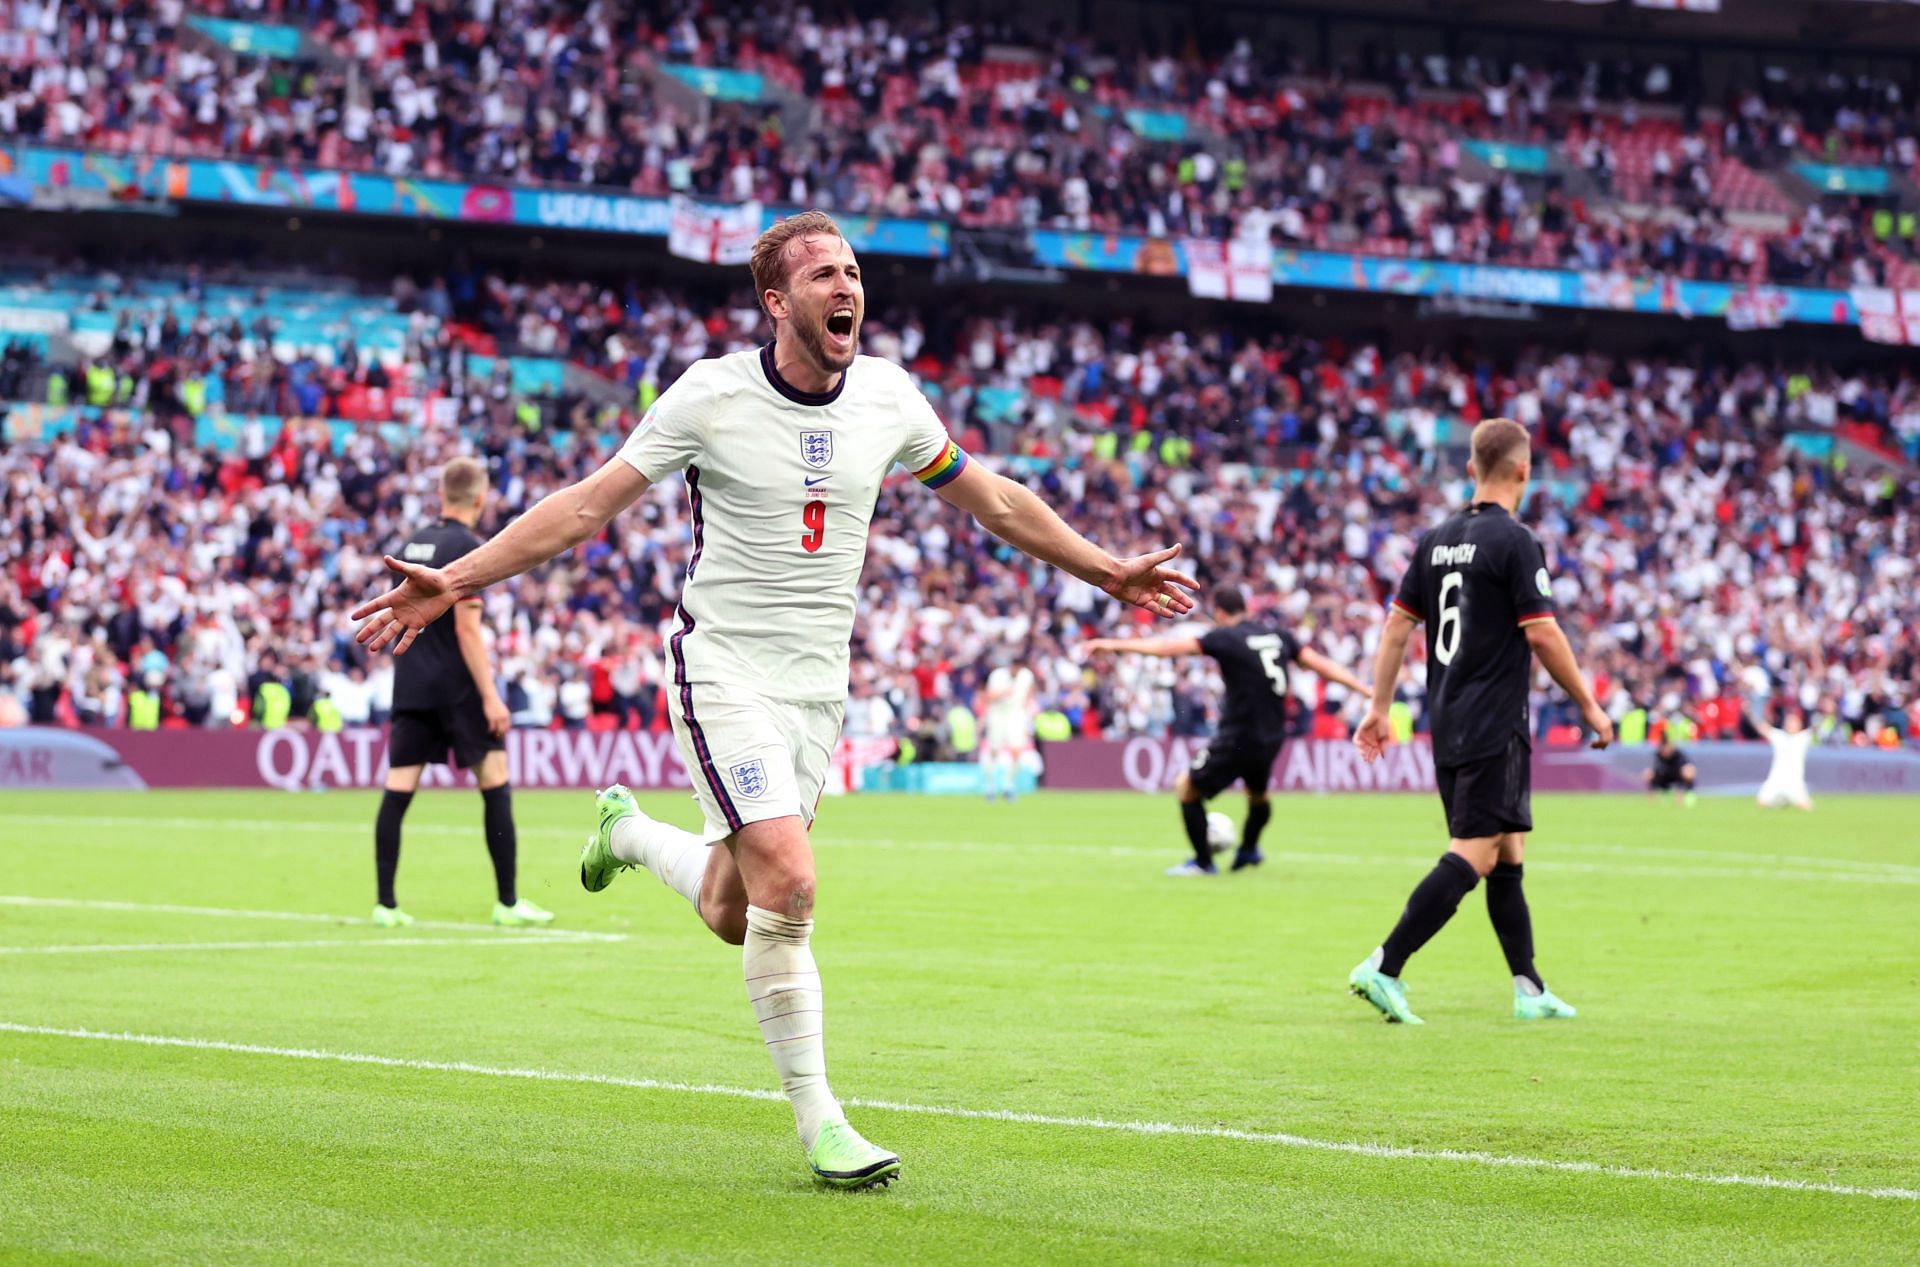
[0, 895, 626, 954]
[0, 1021, 1911, 1203]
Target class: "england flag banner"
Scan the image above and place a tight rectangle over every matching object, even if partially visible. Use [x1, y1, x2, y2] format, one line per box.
[1850, 287, 1920, 346]
[1185, 238, 1274, 303]
[668, 196, 762, 266]
[1725, 284, 1788, 332]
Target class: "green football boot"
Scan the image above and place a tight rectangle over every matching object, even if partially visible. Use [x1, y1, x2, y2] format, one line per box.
[1514, 986, 1578, 1020]
[580, 784, 640, 893]
[807, 1120, 901, 1189]
[371, 904, 415, 929]
[493, 899, 555, 927]
[1349, 960, 1424, 1025]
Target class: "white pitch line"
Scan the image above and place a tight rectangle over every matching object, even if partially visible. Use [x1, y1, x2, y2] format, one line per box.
[0, 1021, 1909, 1202]
[0, 895, 625, 942]
[0, 936, 607, 956]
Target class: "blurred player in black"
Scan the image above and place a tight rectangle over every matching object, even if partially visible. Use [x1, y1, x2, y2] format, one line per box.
[1349, 419, 1613, 1023]
[373, 457, 552, 928]
[1084, 586, 1371, 876]
[1644, 732, 1698, 806]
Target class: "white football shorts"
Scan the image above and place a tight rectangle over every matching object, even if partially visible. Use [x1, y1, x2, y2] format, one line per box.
[669, 682, 844, 842]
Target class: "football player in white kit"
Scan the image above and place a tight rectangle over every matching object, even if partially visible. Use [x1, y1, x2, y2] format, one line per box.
[1750, 702, 1815, 810]
[351, 211, 1199, 1188]
[979, 656, 1038, 801]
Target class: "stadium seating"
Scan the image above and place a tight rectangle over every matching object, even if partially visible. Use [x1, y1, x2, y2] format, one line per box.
[5, 1, 1915, 287]
[3, 260, 1915, 749]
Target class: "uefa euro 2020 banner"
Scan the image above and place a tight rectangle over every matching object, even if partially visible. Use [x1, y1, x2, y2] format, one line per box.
[0, 145, 950, 260]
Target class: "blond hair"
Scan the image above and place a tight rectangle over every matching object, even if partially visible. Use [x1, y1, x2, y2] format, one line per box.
[749, 210, 843, 330]
[440, 455, 487, 508]
[1469, 418, 1531, 482]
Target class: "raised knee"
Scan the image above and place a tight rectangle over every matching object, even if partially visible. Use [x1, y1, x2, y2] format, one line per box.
[1175, 774, 1201, 804]
[782, 877, 815, 921]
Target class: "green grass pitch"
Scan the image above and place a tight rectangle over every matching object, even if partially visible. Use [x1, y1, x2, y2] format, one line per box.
[2, 787, 1915, 1264]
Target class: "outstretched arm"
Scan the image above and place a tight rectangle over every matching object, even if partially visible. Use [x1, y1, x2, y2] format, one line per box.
[935, 462, 1198, 619]
[1298, 647, 1373, 698]
[1524, 617, 1614, 749]
[1354, 607, 1419, 761]
[353, 457, 653, 654]
[1082, 635, 1204, 658]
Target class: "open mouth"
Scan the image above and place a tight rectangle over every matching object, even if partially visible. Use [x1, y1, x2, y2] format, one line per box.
[826, 308, 855, 341]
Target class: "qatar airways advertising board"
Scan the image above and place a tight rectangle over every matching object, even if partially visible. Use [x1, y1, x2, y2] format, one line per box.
[2, 729, 1917, 795]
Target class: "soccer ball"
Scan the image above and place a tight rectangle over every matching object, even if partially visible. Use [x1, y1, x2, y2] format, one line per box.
[1206, 811, 1236, 850]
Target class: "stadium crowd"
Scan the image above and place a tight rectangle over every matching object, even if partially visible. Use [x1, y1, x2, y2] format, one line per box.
[4, 266, 1917, 749]
[2, 0, 1915, 287]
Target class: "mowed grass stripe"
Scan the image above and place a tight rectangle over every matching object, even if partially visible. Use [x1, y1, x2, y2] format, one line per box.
[9, 813, 1917, 885]
[4, 1021, 1913, 1203]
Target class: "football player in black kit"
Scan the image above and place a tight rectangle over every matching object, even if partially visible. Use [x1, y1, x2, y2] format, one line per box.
[1645, 732, 1698, 806]
[1084, 586, 1372, 876]
[373, 457, 553, 928]
[1350, 419, 1613, 1023]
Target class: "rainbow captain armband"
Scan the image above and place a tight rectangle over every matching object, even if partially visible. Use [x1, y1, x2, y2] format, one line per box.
[913, 440, 969, 490]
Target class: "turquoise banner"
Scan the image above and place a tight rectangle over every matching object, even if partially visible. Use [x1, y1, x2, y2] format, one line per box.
[1027, 229, 1857, 326]
[1792, 162, 1891, 195]
[1461, 140, 1551, 174]
[661, 65, 768, 103]
[185, 16, 303, 59]
[1, 145, 950, 259]
[1123, 109, 1190, 142]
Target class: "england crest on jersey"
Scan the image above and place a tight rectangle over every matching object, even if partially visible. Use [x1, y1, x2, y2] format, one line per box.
[800, 430, 833, 469]
[730, 759, 768, 799]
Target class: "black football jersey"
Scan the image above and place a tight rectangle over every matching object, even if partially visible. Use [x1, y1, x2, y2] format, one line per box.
[1198, 621, 1302, 746]
[1391, 503, 1554, 766]
[390, 519, 483, 710]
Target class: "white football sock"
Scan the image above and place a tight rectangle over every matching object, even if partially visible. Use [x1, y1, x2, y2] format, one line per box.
[743, 904, 845, 1149]
[610, 814, 707, 911]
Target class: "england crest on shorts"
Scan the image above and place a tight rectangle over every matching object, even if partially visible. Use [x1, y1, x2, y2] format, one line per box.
[800, 430, 833, 469]
[730, 758, 768, 799]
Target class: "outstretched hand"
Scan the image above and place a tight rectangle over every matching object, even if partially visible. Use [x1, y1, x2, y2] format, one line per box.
[351, 555, 461, 655]
[1103, 545, 1199, 620]
[1353, 710, 1393, 763]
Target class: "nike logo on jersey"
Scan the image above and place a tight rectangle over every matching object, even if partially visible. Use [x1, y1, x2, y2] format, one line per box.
[804, 475, 829, 487]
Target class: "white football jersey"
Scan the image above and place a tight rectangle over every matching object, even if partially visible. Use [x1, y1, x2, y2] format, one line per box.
[619, 346, 966, 701]
[1764, 727, 1812, 786]
[985, 665, 1037, 732]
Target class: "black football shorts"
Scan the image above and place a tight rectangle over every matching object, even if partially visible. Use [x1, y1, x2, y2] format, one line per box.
[1188, 734, 1284, 799]
[388, 699, 502, 770]
[1435, 733, 1533, 839]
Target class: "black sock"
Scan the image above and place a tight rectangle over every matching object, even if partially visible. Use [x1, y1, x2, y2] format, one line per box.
[482, 783, 518, 906]
[375, 789, 413, 909]
[1679, 775, 1695, 791]
[1241, 801, 1272, 853]
[1180, 800, 1212, 868]
[1486, 861, 1543, 990]
[1379, 852, 1480, 978]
